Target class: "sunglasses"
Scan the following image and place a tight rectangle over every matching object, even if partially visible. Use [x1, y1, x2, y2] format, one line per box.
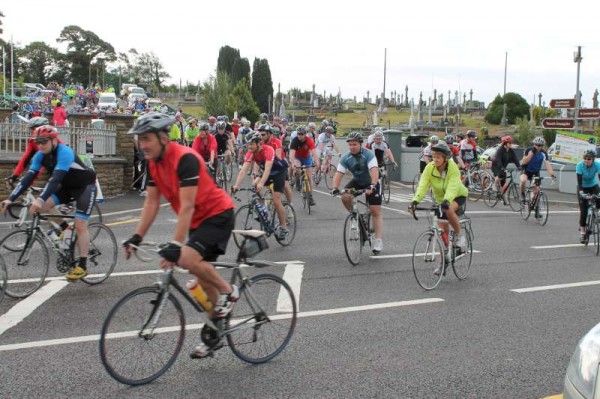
[35, 138, 51, 145]
[584, 157, 594, 161]
[534, 144, 543, 147]
[260, 133, 267, 136]
[297, 133, 305, 135]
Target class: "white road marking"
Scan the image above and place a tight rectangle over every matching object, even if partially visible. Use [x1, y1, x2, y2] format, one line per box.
[512, 280, 600, 293]
[0, 298, 444, 352]
[0, 280, 69, 336]
[370, 250, 481, 259]
[531, 244, 585, 249]
[278, 263, 304, 312]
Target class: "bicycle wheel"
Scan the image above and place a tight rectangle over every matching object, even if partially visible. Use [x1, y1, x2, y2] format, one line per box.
[0, 256, 7, 304]
[325, 165, 336, 190]
[382, 175, 391, 204]
[343, 212, 362, 265]
[412, 231, 445, 290]
[594, 218, 600, 256]
[301, 179, 308, 210]
[275, 203, 296, 246]
[483, 186, 500, 208]
[225, 159, 233, 182]
[520, 190, 532, 220]
[412, 173, 420, 194]
[79, 223, 118, 285]
[233, 205, 263, 248]
[535, 192, 549, 226]
[313, 169, 322, 186]
[227, 273, 297, 364]
[507, 184, 521, 212]
[0, 230, 49, 298]
[452, 231, 473, 280]
[99, 286, 185, 386]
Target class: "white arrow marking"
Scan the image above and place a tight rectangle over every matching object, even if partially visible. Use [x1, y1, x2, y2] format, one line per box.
[278, 263, 304, 312]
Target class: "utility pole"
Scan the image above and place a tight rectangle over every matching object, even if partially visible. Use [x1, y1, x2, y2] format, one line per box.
[574, 46, 582, 132]
[501, 51, 508, 126]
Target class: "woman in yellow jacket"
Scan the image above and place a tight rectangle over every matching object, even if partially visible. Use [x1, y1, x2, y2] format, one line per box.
[409, 141, 469, 251]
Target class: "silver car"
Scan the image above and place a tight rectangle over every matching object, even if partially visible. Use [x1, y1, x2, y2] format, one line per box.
[564, 321, 600, 398]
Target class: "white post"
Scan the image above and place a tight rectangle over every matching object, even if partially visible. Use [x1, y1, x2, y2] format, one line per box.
[10, 36, 14, 99]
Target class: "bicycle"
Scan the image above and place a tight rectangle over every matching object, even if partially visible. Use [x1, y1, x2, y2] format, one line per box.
[412, 172, 421, 195]
[520, 176, 552, 226]
[461, 160, 493, 202]
[0, 209, 117, 298]
[483, 169, 520, 211]
[411, 203, 474, 290]
[99, 229, 297, 386]
[215, 154, 232, 191]
[379, 162, 396, 204]
[296, 165, 314, 214]
[334, 189, 374, 265]
[313, 153, 338, 190]
[232, 187, 297, 248]
[579, 193, 600, 254]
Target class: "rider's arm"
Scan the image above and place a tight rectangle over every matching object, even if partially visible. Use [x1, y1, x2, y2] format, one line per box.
[384, 148, 396, 164]
[13, 141, 38, 177]
[332, 159, 347, 189]
[576, 173, 583, 192]
[544, 154, 555, 177]
[289, 149, 297, 167]
[172, 154, 199, 243]
[521, 149, 533, 166]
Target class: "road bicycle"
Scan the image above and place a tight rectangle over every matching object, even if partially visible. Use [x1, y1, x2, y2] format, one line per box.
[483, 169, 520, 211]
[412, 172, 421, 195]
[296, 165, 314, 214]
[313, 153, 338, 190]
[379, 162, 396, 204]
[0, 210, 117, 298]
[579, 193, 600, 254]
[411, 203, 474, 290]
[461, 159, 493, 201]
[99, 229, 297, 386]
[334, 189, 374, 265]
[232, 187, 297, 248]
[520, 176, 552, 226]
[215, 154, 233, 191]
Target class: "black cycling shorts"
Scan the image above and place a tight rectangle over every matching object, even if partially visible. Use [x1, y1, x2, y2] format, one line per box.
[523, 170, 540, 182]
[265, 170, 287, 193]
[52, 183, 97, 220]
[186, 209, 235, 262]
[437, 196, 467, 220]
[344, 179, 382, 206]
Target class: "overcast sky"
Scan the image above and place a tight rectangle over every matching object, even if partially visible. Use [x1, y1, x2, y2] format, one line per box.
[2, 0, 599, 107]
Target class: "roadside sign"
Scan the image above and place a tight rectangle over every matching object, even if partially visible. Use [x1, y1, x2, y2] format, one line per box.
[542, 118, 575, 129]
[549, 99, 576, 108]
[577, 109, 600, 119]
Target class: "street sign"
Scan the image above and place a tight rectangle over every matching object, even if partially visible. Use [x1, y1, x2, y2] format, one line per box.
[549, 99, 576, 108]
[542, 118, 575, 129]
[577, 109, 600, 119]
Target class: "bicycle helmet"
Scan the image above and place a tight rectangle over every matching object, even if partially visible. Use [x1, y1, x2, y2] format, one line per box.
[216, 121, 227, 129]
[28, 116, 49, 129]
[467, 130, 477, 138]
[444, 134, 454, 144]
[247, 132, 262, 144]
[297, 126, 307, 134]
[532, 136, 545, 146]
[34, 125, 59, 139]
[198, 122, 210, 131]
[456, 132, 465, 139]
[259, 113, 268, 120]
[430, 135, 439, 143]
[501, 135, 513, 144]
[322, 119, 329, 126]
[188, 118, 197, 125]
[208, 116, 217, 123]
[346, 132, 363, 143]
[128, 113, 174, 135]
[281, 118, 288, 124]
[326, 126, 335, 133]
[431, 141, 451, 157]
[584, 149, 596, 158]
[373, 131, 385, 139]
[223, 115, 229, 122]
[257, 124, 271, 133]
[308, 122, 316, 129]
[217, 115, 226, 122]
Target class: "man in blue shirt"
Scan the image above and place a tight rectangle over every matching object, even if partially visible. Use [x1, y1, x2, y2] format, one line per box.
[519, 136, 555, 201]
[331, 132, 384, 254]
[576, 149, 600, 242]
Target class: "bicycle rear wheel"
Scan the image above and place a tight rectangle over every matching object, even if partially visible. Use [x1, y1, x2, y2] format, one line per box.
[452, 232, 473, 280]
[412, 173, 420, 194]
[520, 190, 532, 220]
[233, 204, 263, 248]
[412, 231, 445, 290]
[343, 213, 362, 265]
[483, 186, 500, 208]
[325, 165, 336, 190]
[535, 192, 549, 226]
[507, 183, 521, 212]
[382, 175, 391, 204]
[99, 286, 185, 386]
[227, 273, 297, 364]
[0, 230, 49, 298]
[275, 203, 297, 246]
[80, 223, 118, 285]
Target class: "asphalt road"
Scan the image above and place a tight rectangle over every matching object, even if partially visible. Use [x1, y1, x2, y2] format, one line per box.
[0, 176, 596, 399]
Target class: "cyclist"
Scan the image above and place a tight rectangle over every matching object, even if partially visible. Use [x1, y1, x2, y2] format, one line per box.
[290, 125, 319, 206]
[459, 130, 479, 167]
[419, 135, 439, 172]
[576, 149, 600, 242]
[491, 135, 520, 203]
[215, 121, 235, 176]
[369, 131, 397, 168]
[191, 122, 217, 173]
[307, 122, 318, 142]
[409, 141, 469, 257]
[232, 132, 290, 240]
[185, 118, 200, 145]
[445, 134, 464, 169]
[207, 116, 218, 134]
[122, 113, 238, 358]
[259, 124, 294, 205]
[1, 125, 97, 281]
[254, 113, 269, 130]
[331, 132, 384, 254]
[519, 136, 556, 202]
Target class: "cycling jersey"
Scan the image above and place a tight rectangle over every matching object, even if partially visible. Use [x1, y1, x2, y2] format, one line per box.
[13, 137, 65, 176]
[244, 145, 287, 175]
[185, 126, 200, 142]
[419, 145, 433, 162]
[263, 137, 282, 155]
[191, 134, 217, 162]
[317, 133, 335, 148]
[215, 132, 232, 154]
[290, 137, 316, 159]
[492, 145, 520, 176]
[576, 159, 600, 189]
[147, 143, 234, 229]
[370, 141, 389, 165]
[523, 147, 548, 173]
[459, 139, 478, 162]
[413, 158, 468, 204]
[337, 147, 378, 187]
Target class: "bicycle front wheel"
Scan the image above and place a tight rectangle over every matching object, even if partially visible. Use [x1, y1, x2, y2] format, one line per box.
[227, 273, 297, 364]
[233, 204, 262, 248]
[507, 183, 521, 212]
[483, 183, 500, 208]
[382, 176, 391, 204]
[0, 230, 49, 298]
[412, 231, 445, 290]
[594, 217, 600, 256]
[313, 169, 322, 186]
[80, 223, 118, 285]
[99, 286, 185, 386]
[452, 232, 473, 280]
[275, 203, 297, 246]
[520, 190, 532, 220]
[535, 192, 549, 226]
[343, 213, 362, 265]
[325, 166, 336, 190]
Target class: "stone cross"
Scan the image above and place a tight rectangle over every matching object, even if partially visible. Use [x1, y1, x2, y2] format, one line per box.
[433, 89, 437, 107]
[405, 85, 409, 107]
[593, 89, 598, 108]
[469, 89, 473, 102]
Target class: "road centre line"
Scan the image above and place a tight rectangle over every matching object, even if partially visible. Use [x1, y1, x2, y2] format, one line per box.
[371, 250, 482, 259]
[0, 298, 444, 352]
[0, 280, 69, 336]
[105, 218, 140, 227]
[512, 280, 600, 293]
[531, 244, 585, 249]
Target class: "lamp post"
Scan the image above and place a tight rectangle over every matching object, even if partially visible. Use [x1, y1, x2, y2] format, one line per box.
[574, 46, 582, 132]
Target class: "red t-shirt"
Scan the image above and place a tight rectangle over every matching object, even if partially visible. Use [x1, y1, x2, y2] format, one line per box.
[263, 137, 282, 155]
[290, 137, 316, 159]
[192, 134, 217, 162]
[232, 124, 240, 139]
[244, 144, 275, 165]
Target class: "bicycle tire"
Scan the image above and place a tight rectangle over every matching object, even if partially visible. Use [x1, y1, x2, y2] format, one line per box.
[7, 202, 25, 220]
[382, 175, 391, 204]
[99, 286, 185, 386]
[313, 169, 322, 186]
[343, 212, 362, 265]
[412, 230, 445, 290]
[507, 184, 521, 212]
[301, 178, 308, 210]
[412, 173, 420, 194]
[594, 217, 600, 256]
[226, 273, 297, 364]
[452, 231, 473, 280]
[0, 230, 49, 298]
[275, 203, 296, 246]
[520, 190, 532, 220]
[233, 204, 263, 248]
[0, 256, 7, 304]
[325, 165, 336, 190]
[483, 186, 500, 208]
[535, 191, 549, 226]
[225, 159, 233, 182]
[79, 223, 118, 285]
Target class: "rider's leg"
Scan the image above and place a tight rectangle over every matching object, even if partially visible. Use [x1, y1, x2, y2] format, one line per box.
[370, 205, 383, 239]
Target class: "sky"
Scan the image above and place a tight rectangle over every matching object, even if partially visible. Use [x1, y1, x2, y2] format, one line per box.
[2, 0, 600, 108]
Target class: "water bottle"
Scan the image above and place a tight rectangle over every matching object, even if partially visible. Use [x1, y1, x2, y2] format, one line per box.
[256, 203, 270, 223]
[186, 279, 213, 311]
[47, 228, 60, 242]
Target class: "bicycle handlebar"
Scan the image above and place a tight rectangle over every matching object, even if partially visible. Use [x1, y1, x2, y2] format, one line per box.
[332, 188, 365, 197]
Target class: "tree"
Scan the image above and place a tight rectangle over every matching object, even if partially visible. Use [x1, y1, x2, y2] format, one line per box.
[515, 117, 536, 145]
[231, 57, 250, 88]
[0, 10, 4, 35]
[56, 25, 116, 85]
[217, 46, 240, 76]
[201, 70, 232, 117]
[17, 41, 61, 84]
[227, 78, 260, 124]
[485, 92, 530, 125]
[251, 58, 273, 113]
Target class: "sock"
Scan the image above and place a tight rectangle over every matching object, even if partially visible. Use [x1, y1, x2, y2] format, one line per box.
[60, 221, 69, 231]
[78, 257, 87, 270]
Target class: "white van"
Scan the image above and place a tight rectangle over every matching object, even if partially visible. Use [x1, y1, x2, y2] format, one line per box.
[120, 83, 137, 97]
[129, 87, 147, 99]
[98, 92, 118, 110]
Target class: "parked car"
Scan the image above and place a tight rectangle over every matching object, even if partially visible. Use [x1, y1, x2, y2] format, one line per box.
[128, 87, 147, 99]
[564, 321, 600, 399]
[128, 93, 146, 107]
[98, 92, 118, 111]
[146, 98, 162, 108]
[120, 83, 137, 97]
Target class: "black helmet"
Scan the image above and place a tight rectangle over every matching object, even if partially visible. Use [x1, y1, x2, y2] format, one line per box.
[431, 141, 451, 157]
[444, 134, 454, 144]
[128, 113, 174, 135]
[346, 132, 363, 143]
[28, 116, 49, 129]
[247, 132, 262, 143]
[258, 124, 271, 133]
[198, 122, 210, 131]
[467, 130, 477, 138]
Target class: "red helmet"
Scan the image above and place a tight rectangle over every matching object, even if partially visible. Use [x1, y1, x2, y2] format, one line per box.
[34, 125, 58, 139]
[501, 135, 512, 144]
